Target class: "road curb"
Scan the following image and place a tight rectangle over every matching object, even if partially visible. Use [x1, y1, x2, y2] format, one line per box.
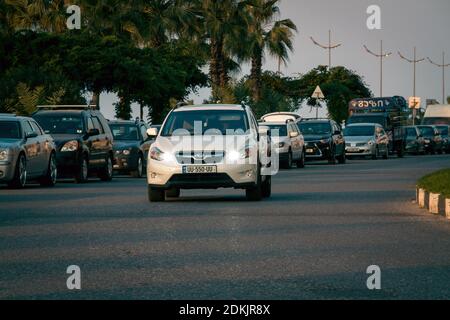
[416, 187, 450, 219]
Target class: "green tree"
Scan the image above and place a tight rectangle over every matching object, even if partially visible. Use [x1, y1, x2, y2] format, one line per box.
[243, 0, 297, 102]
[297, 66, 372, 123]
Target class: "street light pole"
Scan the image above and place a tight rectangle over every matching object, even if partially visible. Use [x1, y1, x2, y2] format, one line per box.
[398, 47, 425, 125]
[364, 40, 392, 97]
[428, 52, 450, 104]
[310, 30, 342, 69]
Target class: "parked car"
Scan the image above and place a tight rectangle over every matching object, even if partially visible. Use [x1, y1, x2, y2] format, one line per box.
[109, 119, 153, 178]
[435, 125, 450, 154]
[0, 114, 57, 188]
[33, 105, 114, 183]
[298, 119, 346, 164]
[344, 123, 389, 159]
[416, 125, 444, 154]
[146, 104, 272, 202]
[260, 112, 302, 124]
[259, 120, 305, 169]
[404, 126, 426, 155]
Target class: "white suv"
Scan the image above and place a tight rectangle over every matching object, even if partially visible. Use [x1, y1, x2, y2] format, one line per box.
[146, 104, 274, 202]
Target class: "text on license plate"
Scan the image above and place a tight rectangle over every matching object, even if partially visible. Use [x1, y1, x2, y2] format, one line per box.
[306, 148, 315, 153]
[182, 166, 217, 174]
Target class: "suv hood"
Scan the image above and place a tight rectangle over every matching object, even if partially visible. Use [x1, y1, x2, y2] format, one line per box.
[345, 136, 373, 144]
[303, 134, 331, 142]
[156, 135, 254, 154]
[0, 139, 21, 149]
[114, 140, 140, 150]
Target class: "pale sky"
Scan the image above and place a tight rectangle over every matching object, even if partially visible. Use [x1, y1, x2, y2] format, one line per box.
[99, 0, 450, 121]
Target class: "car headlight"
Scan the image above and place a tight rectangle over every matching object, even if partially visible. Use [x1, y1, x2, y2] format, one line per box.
[227, 147, 251, 162]
[61, 140, 79, 152]
[116, 149, 131, 156]
[278, 142, 286, 148]
[368, 140, 375, 146]
[0, 149, 8, 161]
[150, 146, 168, 161]
[424, 139, 431, 144]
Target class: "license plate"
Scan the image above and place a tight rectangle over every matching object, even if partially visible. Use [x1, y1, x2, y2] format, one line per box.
[306, 148, 314, 153]
[347, 148, 360, 153]
[182, 165, 217, 174]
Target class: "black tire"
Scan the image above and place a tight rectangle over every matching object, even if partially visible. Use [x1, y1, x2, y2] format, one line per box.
[131, 154, 144, 178]
[40, 152, 57, 187]
[99, 156, 113, 182]
[8, 153, 27, 189]
[262, 175, 272, 198]
[246, 167, 263, 201]
[328, 147, 336, 165]
[382, 148, 389, 160]
[282, 151, 293, 169]
[337, 150, 346, 164]
[166, 188, 180, 198]
[148, 186, 165, 202]
[372, 147, 379, 160]
[75, 156, 89, 184]
[296, 149, 305, 168]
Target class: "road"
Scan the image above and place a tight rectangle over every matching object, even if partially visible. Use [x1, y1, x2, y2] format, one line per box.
[0, 155, 450, 300]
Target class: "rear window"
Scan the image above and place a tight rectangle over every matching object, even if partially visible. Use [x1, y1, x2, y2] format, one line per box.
[344, 126, 375, 137]
[0, 121, 21, 139]
[265, 124, 288, 137]
[299, 122, 331, 135]
[110, 124, 139, 141]
[34, 114, 84, 135]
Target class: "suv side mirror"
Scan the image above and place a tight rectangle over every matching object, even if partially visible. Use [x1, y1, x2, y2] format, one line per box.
[147, 127, 159, 138]
[88, 128, 100, 136]
[25, 132, 38, 139]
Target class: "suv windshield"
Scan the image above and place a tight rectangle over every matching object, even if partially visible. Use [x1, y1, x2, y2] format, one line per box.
[0, 121, 21, 139]
[265, 124, 288, 137]
[419, 127, 435, 137]
[34, 114, 84, 135]
[161, 110, 249, 136]
[110, 124, 139, 141]
[344, 126, 375, 137]
[299, 122, 331, 135]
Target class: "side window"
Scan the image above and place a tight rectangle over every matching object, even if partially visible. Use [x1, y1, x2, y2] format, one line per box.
[87, 118, 95, 131]
[92, 117, 104, 134]
[22, 121, 34, 136]
[30, 121, 43, 135]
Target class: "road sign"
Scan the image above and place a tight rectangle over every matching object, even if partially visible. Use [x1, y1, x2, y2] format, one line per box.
[409, 97, 421, 109]
[312, 86, 325, 99]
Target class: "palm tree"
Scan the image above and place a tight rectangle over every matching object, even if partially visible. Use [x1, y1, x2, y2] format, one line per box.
[4, 0, 67, 34]
[244, 0, 297, 102]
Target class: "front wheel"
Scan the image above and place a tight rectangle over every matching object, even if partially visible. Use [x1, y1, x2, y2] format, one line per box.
[99, 156, 113, 182]
[296, 149, 305, 168]
[75, 156, 89, 184]
[262, 175, 272, 198]
[40, 153, 57, 187]
[328, 148, 336, 165]
[8, 154, 27, 189]
[246, 167, 263, 201]
[337, 151, 346, 164]
[131, 155, 144, 178]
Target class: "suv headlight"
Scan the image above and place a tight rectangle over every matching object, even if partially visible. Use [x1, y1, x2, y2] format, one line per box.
[228, 147, 251, 162]
[116, 149, 131, 156]
[0, 149, 8, 161]
[150, 146, 166, 161]
[278, 142, 286, 148]
[61, 140, 79, 152]
[368, 140, 375, 146]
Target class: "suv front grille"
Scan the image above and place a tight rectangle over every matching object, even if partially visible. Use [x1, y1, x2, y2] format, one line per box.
[176, 151, 225, 165]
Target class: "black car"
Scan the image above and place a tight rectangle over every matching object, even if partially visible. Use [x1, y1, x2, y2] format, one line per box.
[109, 120, 153, 178]
[416, 125, 444, 155]
[298, 119, 346, 164]
[404, 126, 426, 155]
[436, 125, 450, 154]
[33, 105, 114, 183]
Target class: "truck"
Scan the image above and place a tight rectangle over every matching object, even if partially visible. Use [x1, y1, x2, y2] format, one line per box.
[347, 96, 409, 157]
[422, 104, 450, 125]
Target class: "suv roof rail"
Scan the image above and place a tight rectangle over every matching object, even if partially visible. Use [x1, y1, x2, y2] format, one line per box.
[36, 105, 97, 111]
[301, 118, 330, 121]
[0, 113, 17, 117]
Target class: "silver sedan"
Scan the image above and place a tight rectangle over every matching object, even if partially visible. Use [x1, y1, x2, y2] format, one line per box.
[0, 114, 57, 188]
[344, 123, 389, 160]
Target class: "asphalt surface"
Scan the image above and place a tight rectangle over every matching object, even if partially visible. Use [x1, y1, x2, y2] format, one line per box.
[0, 154, 450, 300]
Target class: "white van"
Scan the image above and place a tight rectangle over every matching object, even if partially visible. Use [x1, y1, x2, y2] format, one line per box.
[422, 105, 450, 125]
